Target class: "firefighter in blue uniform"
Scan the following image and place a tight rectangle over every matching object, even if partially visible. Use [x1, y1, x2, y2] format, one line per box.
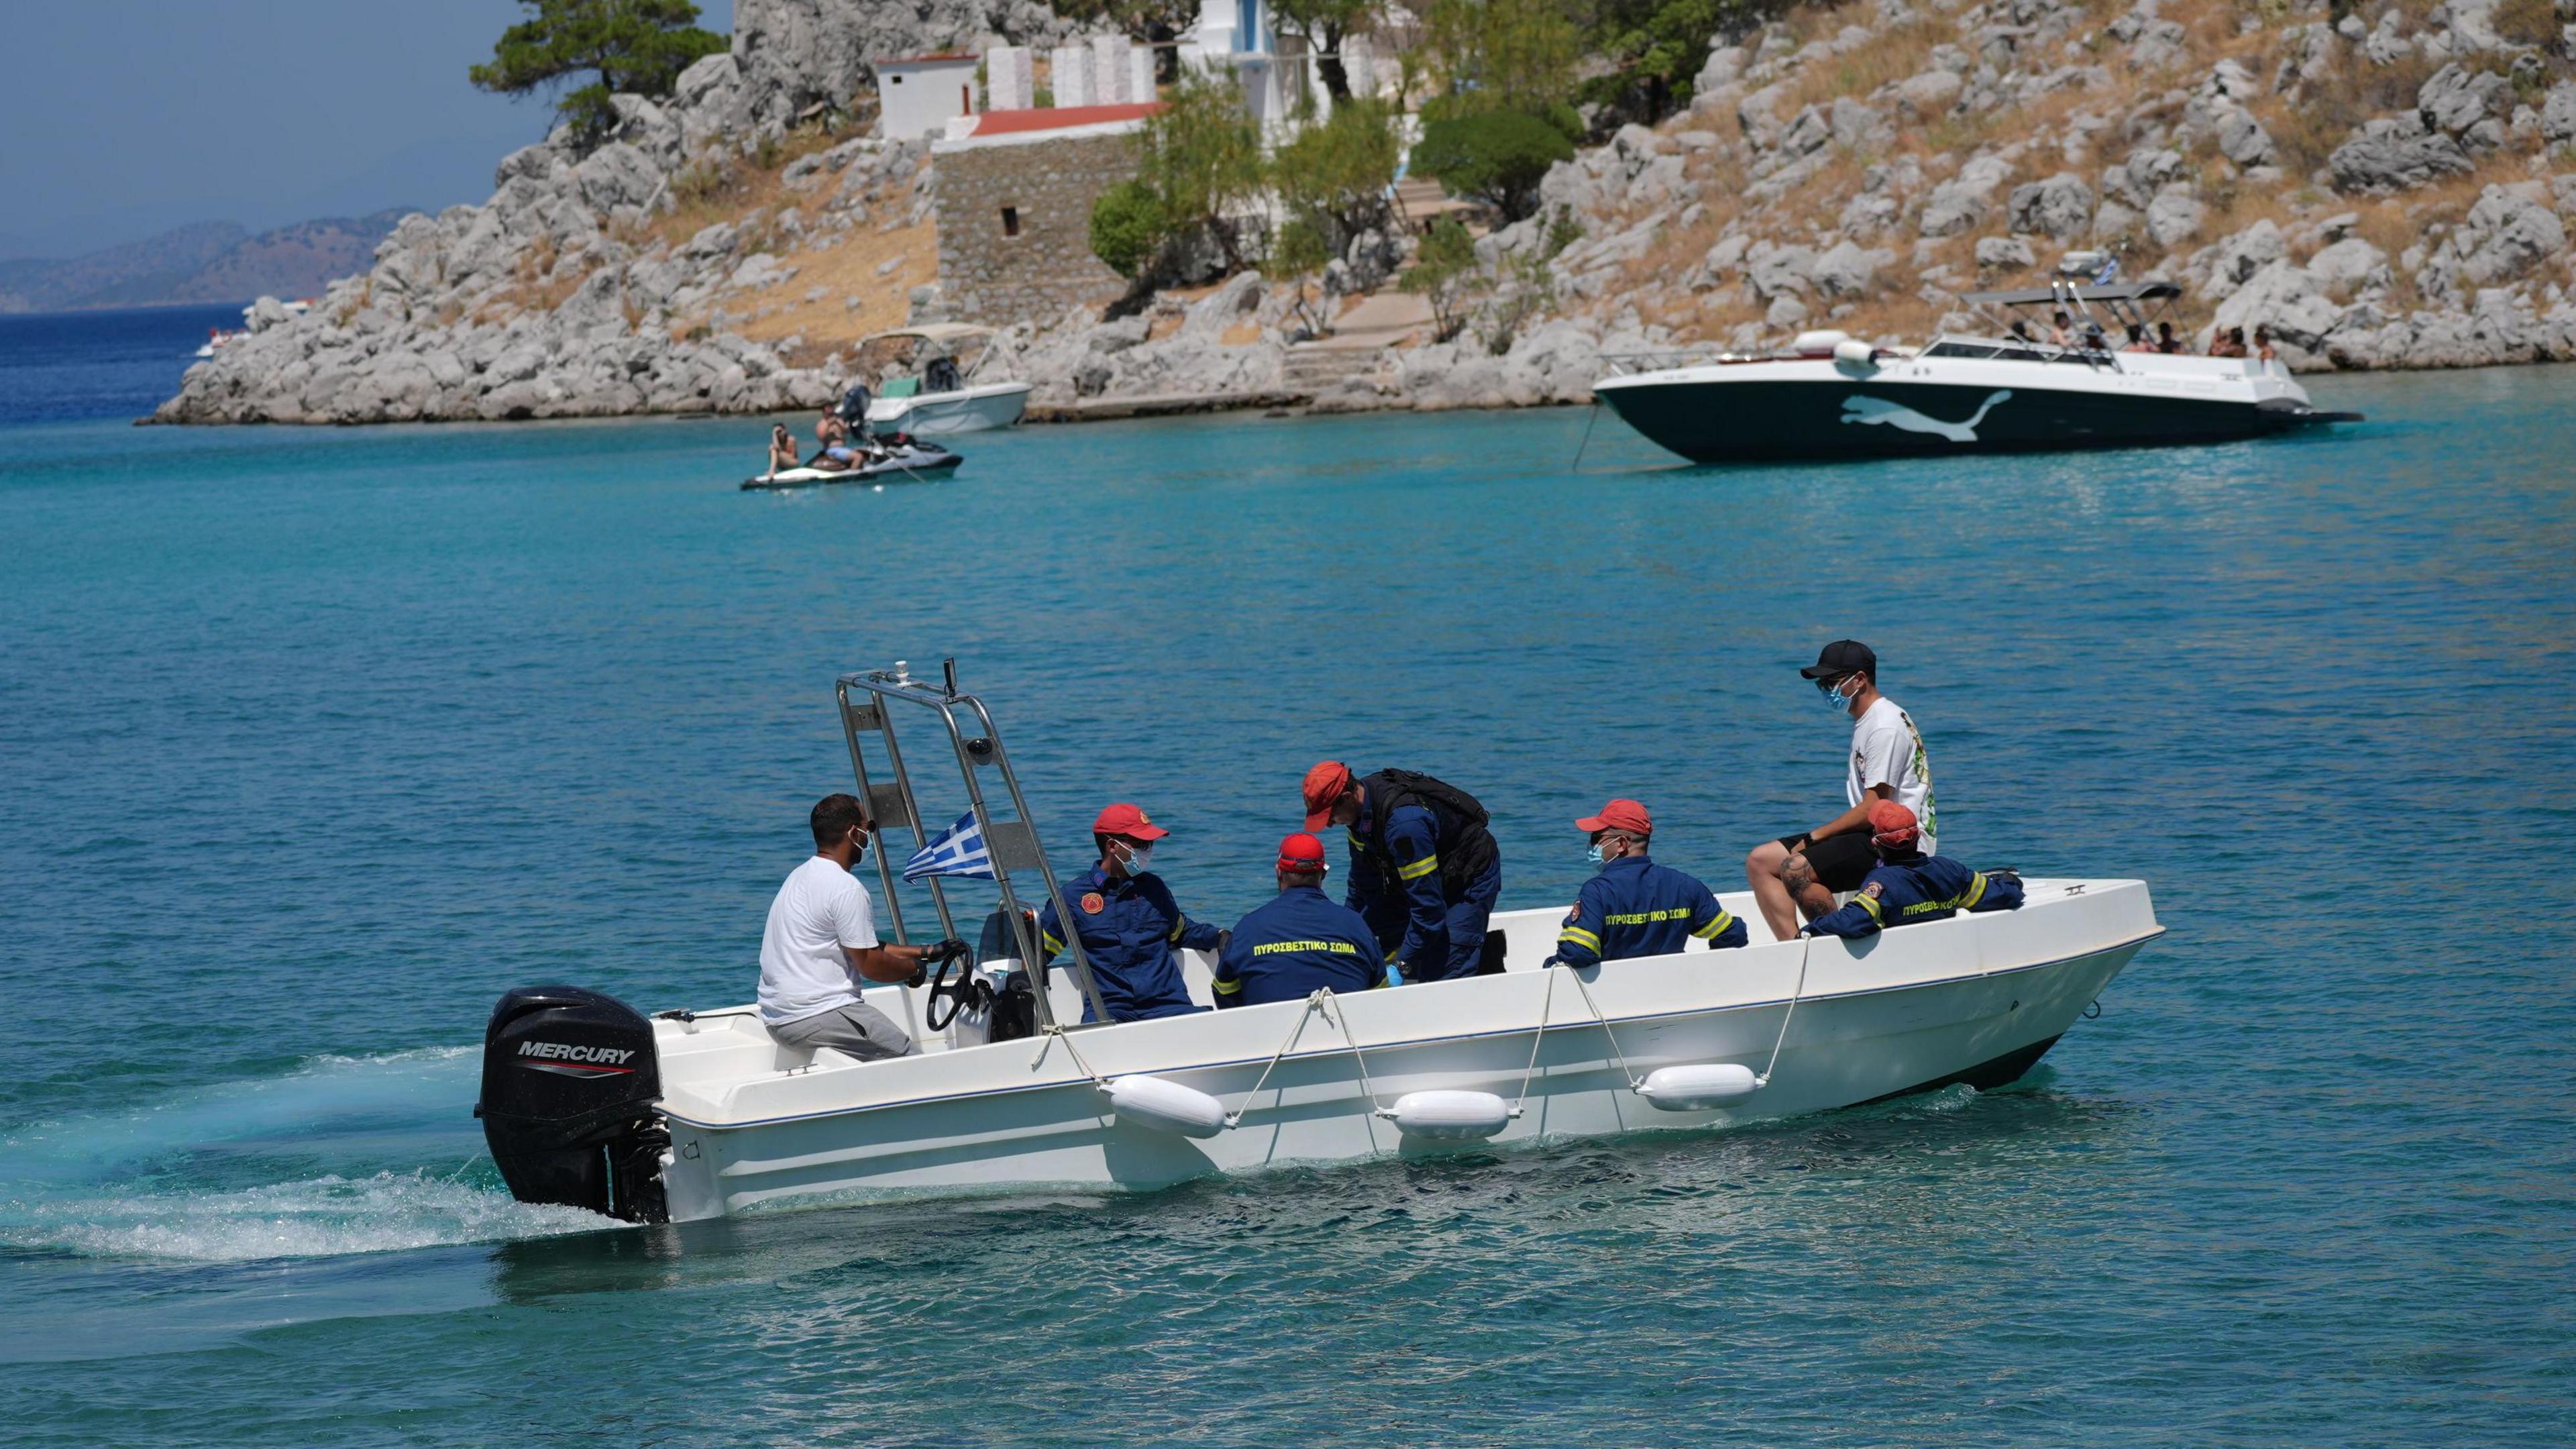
[1547, 798, 1748, 966]
[1213, 833, 1386, 1008]
[1036, 802, 1219, 1022]
[1803, 800, 2024, 940]
[1301, 761, 1503, 983]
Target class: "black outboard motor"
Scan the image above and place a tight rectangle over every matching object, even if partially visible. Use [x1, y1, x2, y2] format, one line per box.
[833, 382, 872, 427]
[476, 985, 669, 1224]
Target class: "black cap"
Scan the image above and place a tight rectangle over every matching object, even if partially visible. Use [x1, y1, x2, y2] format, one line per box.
[1800, 639, 1876, 680]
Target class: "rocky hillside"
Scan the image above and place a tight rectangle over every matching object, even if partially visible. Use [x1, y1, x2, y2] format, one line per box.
[1517, 0, 2576, 372]
[155, 0, 1065, 424]
[157, 0, 2576, 426]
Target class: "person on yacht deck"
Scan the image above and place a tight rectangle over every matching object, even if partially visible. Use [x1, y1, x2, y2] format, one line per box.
[1744, 639, 1939, 943]
[1036, 803, 1219, 1022]
[1548, 798, 1746, 967]
[758, 794, 963, 1061]
[1801, 801, 2022, 940]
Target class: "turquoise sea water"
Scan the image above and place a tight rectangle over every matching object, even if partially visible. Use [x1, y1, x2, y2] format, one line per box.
[2, 331, 2571, 1442]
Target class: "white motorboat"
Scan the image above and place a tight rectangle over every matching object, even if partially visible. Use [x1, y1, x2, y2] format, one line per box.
[857, 323, 1031, 435]
[1594, 259, 2359, 463]
[476, 662, 2162, 1225]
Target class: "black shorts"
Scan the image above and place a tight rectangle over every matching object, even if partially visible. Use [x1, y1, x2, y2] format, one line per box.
[1779, 831, 1878, 893]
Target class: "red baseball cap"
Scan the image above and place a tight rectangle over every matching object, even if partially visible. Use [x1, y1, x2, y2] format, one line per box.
[1091, 802, 1169, 840]
[1301, 761, 1353, 830]
[1867, 798, 1919, 851]
[1277, 831, 1329, 873]
[1574, 798, 1653, 835]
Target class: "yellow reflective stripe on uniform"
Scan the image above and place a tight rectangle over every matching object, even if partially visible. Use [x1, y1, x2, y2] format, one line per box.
[1962, 872, 1988, 908]
[1040, 930, 1066, 953]
[1346, 831, 1368, 853]
[1168, 918, 1187, 942]
[1558, 925, 1601, 949]
[1397, 854, 1440, 881]
[1852, 892, 1884, 922]
[1690, 908, 1737, 939]
[1212, 977, 1242, 994]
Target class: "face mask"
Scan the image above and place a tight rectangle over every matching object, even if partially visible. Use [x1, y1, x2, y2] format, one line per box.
[1585, 842, 1607, 865]
[1823, 678, 1857, 714]
[1120, 842, 1154, 875]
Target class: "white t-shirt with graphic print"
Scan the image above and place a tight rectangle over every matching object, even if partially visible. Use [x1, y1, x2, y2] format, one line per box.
[1846, 696, 1938, 855]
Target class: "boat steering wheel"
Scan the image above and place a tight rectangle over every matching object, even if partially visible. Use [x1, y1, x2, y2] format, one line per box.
[924, 952, 979, 1032]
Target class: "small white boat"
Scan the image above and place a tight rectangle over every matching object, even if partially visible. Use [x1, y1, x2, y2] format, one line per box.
[477, 663, 2162, 1225]
[856, 324, 1030, 435]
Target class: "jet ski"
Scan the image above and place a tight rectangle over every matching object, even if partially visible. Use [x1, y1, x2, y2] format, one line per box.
[742, 440, 963, 490]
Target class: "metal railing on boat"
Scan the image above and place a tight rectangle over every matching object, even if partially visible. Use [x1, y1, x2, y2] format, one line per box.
[835, 659, 1109, 1029]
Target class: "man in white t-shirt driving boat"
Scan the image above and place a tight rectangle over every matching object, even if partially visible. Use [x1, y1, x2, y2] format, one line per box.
[758, 794, 963, 1061]
[1743, 639, 1939, 942]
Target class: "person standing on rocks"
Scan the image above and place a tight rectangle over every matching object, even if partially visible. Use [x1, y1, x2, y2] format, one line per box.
[1743, 640, 1939, 943]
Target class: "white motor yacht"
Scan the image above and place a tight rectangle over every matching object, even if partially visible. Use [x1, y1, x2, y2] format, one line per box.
[858, 323, 1031, 435]
[1593, 259, 2359, 463]
[476, 662, 2163, 1225]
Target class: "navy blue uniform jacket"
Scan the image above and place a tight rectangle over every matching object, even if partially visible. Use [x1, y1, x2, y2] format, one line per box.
[1803, 854, 2023, 938]
[1551, 854, 1747, 966]
[1215, 885, 1385, 1008]
[1037, 865, 1220, 1021]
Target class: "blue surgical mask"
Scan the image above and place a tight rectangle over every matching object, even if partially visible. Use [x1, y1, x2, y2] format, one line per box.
[1585, 842, 1607, 865]
[1823, 678, 1856, 714]
[1120, 843, 1154, 875]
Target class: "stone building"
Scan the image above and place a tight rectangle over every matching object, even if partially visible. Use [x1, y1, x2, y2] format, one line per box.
[930, 105, 1159, 324]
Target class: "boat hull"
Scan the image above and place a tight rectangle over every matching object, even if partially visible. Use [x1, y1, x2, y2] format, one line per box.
[650, 881, 2157, 1221]
[1595, 363, 2341, 463]
[866, 382, 1030, 435]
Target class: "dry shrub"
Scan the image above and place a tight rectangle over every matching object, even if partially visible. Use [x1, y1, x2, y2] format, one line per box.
[2269, 51, 2438, 173]
[2493, 0, 2561, 46]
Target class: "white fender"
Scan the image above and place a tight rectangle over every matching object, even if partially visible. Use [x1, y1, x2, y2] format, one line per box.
[1832, 337, 1878, 374]
[1382, 1090, 1512, 1141]
[1105, 1075, 1227, 1138]
[1637, 1063, 1762, 1111]
[1792, 328, 1851, 357]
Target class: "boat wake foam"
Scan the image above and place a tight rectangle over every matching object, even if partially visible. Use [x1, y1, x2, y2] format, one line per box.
[8, 1170, 616, 1263]
[0, 1045, 622, 1263]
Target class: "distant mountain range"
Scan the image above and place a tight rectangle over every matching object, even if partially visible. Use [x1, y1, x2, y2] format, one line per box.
[0, 210, 415, 313]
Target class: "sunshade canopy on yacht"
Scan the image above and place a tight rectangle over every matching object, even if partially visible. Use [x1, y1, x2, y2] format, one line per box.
[1959, 281, 2183, 307]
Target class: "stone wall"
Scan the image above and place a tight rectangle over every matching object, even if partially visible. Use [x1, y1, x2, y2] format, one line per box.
[933, 132, 1134, 323]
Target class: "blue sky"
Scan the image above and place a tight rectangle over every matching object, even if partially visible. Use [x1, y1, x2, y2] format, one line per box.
[0, 0, 733, 260]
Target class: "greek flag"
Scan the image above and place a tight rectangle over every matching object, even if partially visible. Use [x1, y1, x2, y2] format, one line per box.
[903, 810, 996, 882]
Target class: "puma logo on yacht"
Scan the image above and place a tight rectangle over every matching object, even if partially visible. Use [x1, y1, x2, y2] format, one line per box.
[1840, 390, 2013, 443]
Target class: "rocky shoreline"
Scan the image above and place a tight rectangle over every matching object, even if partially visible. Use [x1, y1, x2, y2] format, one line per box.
[152, 0, 2576, 429]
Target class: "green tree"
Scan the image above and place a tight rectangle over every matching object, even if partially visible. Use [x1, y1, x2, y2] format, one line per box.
[1271, 0, 1381, 101]
[1421, 0, 1581, 119]
[1268, 97, 1402, 256]
[1269, 217, 1338, 335]
[1089, 180, 1171, 280]
[1578, 0, 1769, 121]
[1401, 216, 1483, 342]
[470, 0, 727, 146]
[1137, 72, 1267, 271]
[1409, 110, 1576, 221]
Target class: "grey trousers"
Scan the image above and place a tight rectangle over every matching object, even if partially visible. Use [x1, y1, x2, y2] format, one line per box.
[769, 1001, 919, 1061]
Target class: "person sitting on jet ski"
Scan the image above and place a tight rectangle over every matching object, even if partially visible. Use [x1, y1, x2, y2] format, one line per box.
[767, 425, 800, 475]
[1801, 800, 2022, 941]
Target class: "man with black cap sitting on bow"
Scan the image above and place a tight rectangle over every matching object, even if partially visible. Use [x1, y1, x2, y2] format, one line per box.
[1801, 800, 2022, 939]
[1745, 638, 1940, 942]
